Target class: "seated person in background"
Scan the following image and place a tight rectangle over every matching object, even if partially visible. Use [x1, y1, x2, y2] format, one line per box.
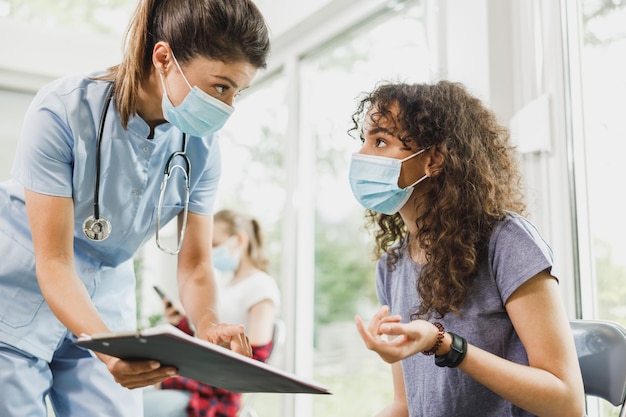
[144, 209, 281, 417]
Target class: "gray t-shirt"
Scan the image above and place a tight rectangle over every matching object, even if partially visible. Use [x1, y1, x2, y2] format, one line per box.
[376, 212, 553, 417]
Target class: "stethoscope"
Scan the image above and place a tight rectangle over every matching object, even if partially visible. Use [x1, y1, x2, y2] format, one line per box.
[82, 83, 191, 255]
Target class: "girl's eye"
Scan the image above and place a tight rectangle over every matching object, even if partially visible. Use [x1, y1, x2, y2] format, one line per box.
[375, 138, 387, 148]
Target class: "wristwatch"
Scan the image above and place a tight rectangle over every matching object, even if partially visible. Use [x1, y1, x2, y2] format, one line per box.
[435, 332, 467, 368]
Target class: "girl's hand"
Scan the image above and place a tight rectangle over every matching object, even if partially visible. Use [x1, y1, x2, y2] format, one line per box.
[355, 305, 438, 363]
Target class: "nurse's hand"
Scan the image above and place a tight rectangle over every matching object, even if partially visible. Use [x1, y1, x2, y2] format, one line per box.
[198, 321, 252, 358]
[98, 353, 178, 389]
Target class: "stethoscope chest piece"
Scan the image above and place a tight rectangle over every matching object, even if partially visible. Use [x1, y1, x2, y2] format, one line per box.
[83, 215, 112, 241]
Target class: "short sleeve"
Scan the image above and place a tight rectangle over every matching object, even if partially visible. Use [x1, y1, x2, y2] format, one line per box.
[11, 89, 74, 197]
[491, 214, 554, 303]
[241, 272, 281, 311]
[187, 137, 221, 215]
[376, 255, 390, 307]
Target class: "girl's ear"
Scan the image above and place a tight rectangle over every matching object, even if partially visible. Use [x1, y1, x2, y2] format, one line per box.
[235, 230, 249, 249]
[425, 146, 444, 178]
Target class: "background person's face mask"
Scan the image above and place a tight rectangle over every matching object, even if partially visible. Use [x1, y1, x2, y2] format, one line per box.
[348, 148, 429, 215]
[160, 53, 234, 137]
[212, 236, 241, 273]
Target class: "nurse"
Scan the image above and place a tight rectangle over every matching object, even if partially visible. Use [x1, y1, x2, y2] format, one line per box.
[0, 0, 270, 416]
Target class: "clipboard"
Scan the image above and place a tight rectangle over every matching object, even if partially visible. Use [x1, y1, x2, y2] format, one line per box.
[75, 324, 330, 394]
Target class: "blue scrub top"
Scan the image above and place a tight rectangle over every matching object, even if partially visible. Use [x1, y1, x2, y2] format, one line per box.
[0, 74, 222, 361]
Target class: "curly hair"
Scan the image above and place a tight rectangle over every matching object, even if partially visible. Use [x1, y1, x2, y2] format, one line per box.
[350, 81, 527, 319]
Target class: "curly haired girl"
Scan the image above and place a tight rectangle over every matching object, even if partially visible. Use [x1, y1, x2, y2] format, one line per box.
[351, 81, 584, 417]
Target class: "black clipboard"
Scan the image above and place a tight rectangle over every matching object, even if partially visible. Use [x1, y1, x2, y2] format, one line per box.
[75, 325, 330, 394]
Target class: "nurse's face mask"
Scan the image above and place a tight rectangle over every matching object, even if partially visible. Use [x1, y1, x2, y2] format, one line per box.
[159, 52, 234, 137]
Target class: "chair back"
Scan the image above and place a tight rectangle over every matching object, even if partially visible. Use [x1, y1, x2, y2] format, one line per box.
[268, 318, 286, 359]
[570, 319, 626, 414]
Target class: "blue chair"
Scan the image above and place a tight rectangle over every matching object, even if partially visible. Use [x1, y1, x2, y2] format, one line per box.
[570, 319, 626, 417]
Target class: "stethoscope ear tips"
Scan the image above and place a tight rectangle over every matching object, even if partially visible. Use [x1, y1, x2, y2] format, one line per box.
[83, 215, 112, 241]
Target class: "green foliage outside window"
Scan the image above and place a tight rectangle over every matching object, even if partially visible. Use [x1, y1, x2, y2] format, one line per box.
[314, 216, 377, 326]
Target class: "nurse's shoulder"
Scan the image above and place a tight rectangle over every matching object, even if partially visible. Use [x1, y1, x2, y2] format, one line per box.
[28, 71, 112, 115]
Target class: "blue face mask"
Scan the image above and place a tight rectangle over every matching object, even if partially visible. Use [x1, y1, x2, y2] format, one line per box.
[160, 54, 234, 137]
[212, 236, 241, 273]
[348, 148, 429, 215]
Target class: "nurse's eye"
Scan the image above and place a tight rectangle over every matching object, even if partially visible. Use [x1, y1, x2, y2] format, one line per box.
[214, 85, 228, 94]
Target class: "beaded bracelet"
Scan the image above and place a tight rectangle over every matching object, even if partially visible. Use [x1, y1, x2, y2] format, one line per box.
[422, 322, 445, 356]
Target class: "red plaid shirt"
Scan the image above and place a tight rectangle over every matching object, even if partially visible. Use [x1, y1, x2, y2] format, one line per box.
[160, 318, 273, 417]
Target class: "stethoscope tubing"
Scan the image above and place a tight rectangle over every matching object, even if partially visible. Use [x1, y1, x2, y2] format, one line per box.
[84, 82, 191, 253]
[93, 83, 115, 221]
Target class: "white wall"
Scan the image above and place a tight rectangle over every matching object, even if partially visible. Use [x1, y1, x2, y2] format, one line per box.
[0, 15, 124, 181]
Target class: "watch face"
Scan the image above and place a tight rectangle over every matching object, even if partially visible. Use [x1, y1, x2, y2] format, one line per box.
[435, 332, 467, 368]
[450, 332, 464, 353]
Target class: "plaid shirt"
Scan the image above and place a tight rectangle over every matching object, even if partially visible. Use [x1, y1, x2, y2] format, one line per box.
[161, 318, 273, 417]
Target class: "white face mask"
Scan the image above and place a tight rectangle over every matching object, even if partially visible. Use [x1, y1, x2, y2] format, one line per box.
[348, 148, 429, 215]
[159, 52, 234, 137]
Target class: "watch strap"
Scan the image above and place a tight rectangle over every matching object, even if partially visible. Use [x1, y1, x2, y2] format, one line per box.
[435, 332, 467, 368]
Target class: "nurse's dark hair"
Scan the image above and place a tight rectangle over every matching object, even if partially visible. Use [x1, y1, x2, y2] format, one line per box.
[349, 80, 526, 319]
[214, 209, 269, 272]
[98, 0, 270, 128]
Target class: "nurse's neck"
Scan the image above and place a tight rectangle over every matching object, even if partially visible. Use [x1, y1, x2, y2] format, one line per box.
[137, 75, 168, 139]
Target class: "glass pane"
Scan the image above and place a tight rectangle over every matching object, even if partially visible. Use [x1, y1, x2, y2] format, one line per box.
[217, 75, 288, 232]
[255, 0, 333, 36]
[216, 74, 288, 416]
[579, 3, 626, 414]
[298, 2, 432, 415]
[1, 0, 133, 35]
[579, 1, 626, 325]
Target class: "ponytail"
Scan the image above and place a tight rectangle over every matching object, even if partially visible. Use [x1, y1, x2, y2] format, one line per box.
[248, 218, 269, 272]
[215, 209, 269, 272]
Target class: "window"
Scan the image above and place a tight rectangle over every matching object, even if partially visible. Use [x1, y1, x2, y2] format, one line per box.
[1, 0, 131, 36]
[564, 1, 626, 415]
[297, 3, 430, 415]
[577, 0, 626, 325]
[215, 2, 431, 415]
